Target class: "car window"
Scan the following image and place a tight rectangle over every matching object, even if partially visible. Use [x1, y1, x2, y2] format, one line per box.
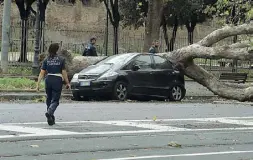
[131, 55, 152, 70]
[153, 55, 173, 69]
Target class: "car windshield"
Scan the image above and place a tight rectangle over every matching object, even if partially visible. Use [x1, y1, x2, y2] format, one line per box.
[95, 54, 136, 66]
[83, 64, 112, 74]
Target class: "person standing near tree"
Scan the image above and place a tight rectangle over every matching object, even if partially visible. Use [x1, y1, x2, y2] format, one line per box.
[82, 37, 98, 56]
[36, 43, 70, 126]
[149, 40, 160, 54]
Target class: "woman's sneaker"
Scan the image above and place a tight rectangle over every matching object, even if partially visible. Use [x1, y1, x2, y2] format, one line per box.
[45, 113, 54, 126]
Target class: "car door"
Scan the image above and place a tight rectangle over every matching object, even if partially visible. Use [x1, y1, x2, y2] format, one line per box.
[151, 55, 175, 96]
[125, 54, 154, 95]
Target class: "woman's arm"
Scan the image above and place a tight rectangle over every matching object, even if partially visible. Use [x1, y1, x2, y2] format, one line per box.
[36, 69, 46, 91]
[62, 69, 71, 89]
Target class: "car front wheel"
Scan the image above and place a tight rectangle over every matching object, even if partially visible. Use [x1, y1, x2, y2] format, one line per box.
[72, 92, 81, 101]
[113, 81, 128, 101]
[169, 86, 184, 101]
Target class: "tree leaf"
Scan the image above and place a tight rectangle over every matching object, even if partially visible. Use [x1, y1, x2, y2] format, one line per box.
[168, 141, 182, 148]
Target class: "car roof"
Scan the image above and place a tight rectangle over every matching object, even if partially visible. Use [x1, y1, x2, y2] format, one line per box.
[120, 53, 156, 56]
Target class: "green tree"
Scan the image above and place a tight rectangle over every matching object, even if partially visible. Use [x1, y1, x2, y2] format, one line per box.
[180, 0, 217, 45]
[205, 0, 252, 72]
[120, 0, 216, 51]
[206, 0, 252, 25]
[120, 0, 163, 52]
[119, 0, 148, 29]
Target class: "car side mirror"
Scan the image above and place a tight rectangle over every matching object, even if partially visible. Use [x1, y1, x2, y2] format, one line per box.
[132, 65, 140, 71]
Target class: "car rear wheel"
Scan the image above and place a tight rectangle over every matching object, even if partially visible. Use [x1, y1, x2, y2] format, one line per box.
[113, 81, 128, 101]
[169, 86, 184, 101]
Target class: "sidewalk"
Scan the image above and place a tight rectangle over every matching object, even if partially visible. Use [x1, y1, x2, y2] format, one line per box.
[0, 81, 216, 101]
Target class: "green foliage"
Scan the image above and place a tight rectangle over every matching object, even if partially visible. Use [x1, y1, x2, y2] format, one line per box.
[165, 0, 209, 26]
[0, 78, 43, 90]
[205, 0, 252, 24]
[247, 8, 253, 20]
[250, 38, 253, 47]
[119, 0, 148, 29]
[120, 0, 215, 29]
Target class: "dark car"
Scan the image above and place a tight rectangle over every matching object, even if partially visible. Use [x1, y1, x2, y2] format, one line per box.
[70, 53, 186, 101]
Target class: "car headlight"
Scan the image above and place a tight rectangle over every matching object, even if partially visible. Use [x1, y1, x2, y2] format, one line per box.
[71, 74, 79, 83]
[97, 71, 118, 81]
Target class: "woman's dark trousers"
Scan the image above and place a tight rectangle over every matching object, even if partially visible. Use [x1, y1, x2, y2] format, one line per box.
[45, 76, 63, 116]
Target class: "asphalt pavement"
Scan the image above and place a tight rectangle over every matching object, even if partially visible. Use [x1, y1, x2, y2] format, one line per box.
[0, 101, 253, 160]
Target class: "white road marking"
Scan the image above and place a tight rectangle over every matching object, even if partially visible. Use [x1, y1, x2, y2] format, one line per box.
[188, 127, 253, 131]
[201, 118, 253, 126]
[97, 150, 253, 160]
[0, 124, 78, 135]
[0, 116, 253, 139]
[91, 121, 191, 131]
[1, 127, 253, 139]
[4, 116, 253, 125]
[0, 130, 164, 139]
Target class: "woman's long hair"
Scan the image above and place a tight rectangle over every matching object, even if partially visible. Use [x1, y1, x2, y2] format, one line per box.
[48, 43, 59, 58]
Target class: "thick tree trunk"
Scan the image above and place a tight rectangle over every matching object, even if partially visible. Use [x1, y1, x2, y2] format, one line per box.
[168, 22, 178, 51]
[161, 19, 169, 51]
[143, 0, 163, 52]
[184, 61, 253, 101]
[186, 22, 196, 45]
[68, 56, 106, 79]
[18, 19, 28, 62]
[113, 26, 119, 55]
[188, 31, 194, 45]
[32, 0, 41, 74]
[102, 0, 120, 55]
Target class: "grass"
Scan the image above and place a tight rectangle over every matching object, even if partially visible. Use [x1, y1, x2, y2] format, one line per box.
[7, 66, 33, 75]
[0, 78, 44, 90]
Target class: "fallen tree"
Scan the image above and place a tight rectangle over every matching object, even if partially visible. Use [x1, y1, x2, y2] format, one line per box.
[160, 23, 253, 102]
[40, 23, 253, 101]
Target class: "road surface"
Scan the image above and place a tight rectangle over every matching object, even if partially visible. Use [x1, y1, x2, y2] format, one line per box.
[0, 101, 253, 160]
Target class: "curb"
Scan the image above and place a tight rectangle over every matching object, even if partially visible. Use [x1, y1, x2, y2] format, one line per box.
[0, 93, 72, 101]
[0, 92, 217, 101]
[0, 90, 71, 93]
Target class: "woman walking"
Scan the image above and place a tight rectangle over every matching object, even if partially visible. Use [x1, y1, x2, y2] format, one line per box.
[36, 43, 70, 126]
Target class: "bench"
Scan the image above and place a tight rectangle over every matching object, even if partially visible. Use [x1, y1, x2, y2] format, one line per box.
[219, 73, 248, 83]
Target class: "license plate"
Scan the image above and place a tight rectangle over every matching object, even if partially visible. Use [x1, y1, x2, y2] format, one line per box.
[80, 81, 90, 86]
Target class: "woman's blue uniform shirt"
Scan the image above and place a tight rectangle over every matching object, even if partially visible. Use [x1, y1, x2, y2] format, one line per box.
[41, 56, 66, 74]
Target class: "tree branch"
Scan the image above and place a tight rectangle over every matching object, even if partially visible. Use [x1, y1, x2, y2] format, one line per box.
[111, 0, 120, 26]
[176, 44, 253, 61]
[198, 23, 253, 47]
[228, 41, 252, 49]
[104, 0, 115, 25]
[184, 62, 253, 102]
[158, 22, 253, 102]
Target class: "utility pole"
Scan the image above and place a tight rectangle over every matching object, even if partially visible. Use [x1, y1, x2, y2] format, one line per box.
[1, 0, 12, 73]
[32, 0, 41, 75]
